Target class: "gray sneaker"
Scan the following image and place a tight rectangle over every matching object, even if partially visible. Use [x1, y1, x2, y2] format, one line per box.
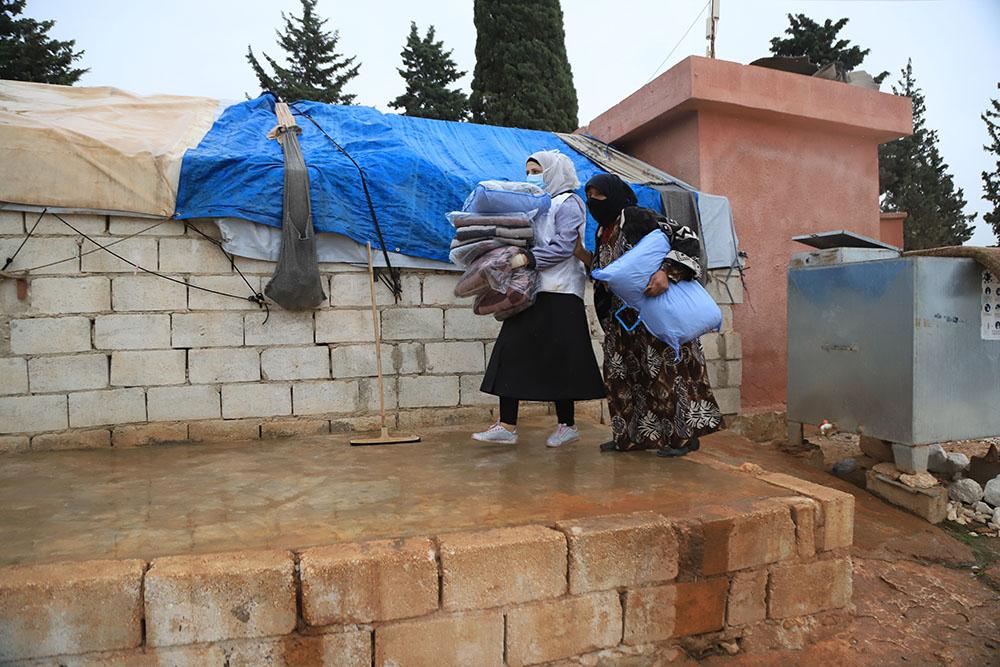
[472, 421, 518, 444]
[546, 424, 580, 448]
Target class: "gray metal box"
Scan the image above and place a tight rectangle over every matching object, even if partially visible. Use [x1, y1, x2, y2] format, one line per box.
[787, 256, 1000, 445]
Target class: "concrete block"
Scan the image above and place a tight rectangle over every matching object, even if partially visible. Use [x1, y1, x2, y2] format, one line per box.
[421, 273, 462, 305]
[147, 385, 221, 422]
[439, 525, 566, 611]
[444, 308, 501, 340]
[375, 610, 503, 667]
[189, 347, 260, 383]
[397, 406, 492, 429]
[232, 255, 276, 274]
[329, 271, 420, 307]
[0, 394, 68, 433]
[779, 496, 818, 559]
[399, 375, 459, 408]
[707, 272, 744, 304]
[706, 359, 725, 388]
[719, 303, 734, 331]
[859, 434, 894, 463]
[68, 388, 146, 428]
[381, 307, 444, 341]
[556, 511, 678, 594]
[892, 442, 929, 474]
[301, 537, 438, 625]
[700, 499, 797, 576]
[112, 422, 189, 448]
[34, 212, 106, 235]
[723, 331, 742, 359]
[459, 374, 492, 406]
[28, 354, 108, 393]
[31, 428, 110, 451]
[622, 583, 676, 645]
[188, 274, 261, 310]
[244, 310, 314, 345]
[112, 274, 187, 311]
[727, 568, 768, 626]
[0, 357, 28, 395]
[260, 346, 330, 381]
[260, 418, 329, 439]
[188, 418, 260, 442]
[424, 341, 485, 374]
[0, 236, 80, 274]
[726, 359, 743, 387]
[9, 317, 92, 354]
[31, 276, 110, 314]
[0, 559, 144, 661]
[315, 309, 373, 344]
[110, 349, 186, 387]
[108, 215, 184, 236]
[757, 472, 855, 551]
[360, 377, 398, 412]
[171, 312, 244, 348]
[700, 332, 723, 360]
[0, 209, 23, 234]
[95, 314, 171, 349]
[292, 380, 359, 416]
[81, 237, 158, 273]
[714, 387, 741, 415]
[223, 630, 371, 667]
[865, 470, 948, 524]
[145, 549, 296, 647]
[0, 435, 29, 453]
[396, 342, 423, 374]
[221, 383, 291, 419]
[331, 343, 394, 378]
[506, 591, 622, 666]
[158, 237, 234, 273]
[768, 558, 853, 619]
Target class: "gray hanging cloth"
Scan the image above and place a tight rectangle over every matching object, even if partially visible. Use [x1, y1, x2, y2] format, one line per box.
[263, 102, 327, 310]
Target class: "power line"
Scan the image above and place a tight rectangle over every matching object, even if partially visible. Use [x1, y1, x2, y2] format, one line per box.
[645, 0, 712, 85]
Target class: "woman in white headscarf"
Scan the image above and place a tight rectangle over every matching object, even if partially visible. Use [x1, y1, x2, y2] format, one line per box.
[473, 150, 605, 448]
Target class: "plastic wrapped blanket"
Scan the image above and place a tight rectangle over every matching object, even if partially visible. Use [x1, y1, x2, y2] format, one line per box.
[473, 268, 540, 320]
[462, 180, 551, 217]
[448, 239, 507, 267]
[446, 211, 535, 229]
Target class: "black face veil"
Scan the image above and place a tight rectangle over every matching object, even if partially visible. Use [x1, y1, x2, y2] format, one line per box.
[584, 173, 638, 226]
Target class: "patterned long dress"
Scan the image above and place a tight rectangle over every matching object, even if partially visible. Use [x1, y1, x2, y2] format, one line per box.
[593, 207, 723, 452]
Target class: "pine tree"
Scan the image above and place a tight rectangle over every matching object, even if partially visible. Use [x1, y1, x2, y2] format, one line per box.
[246, 0, 359, 104]
[983, 84, 1000, 244]
[389, 22, 469, 121]
[879, 60, 974, 250]
[470, 0, 578, 132]
[770, 14, 887, 84]
[0, 0, 86, 84]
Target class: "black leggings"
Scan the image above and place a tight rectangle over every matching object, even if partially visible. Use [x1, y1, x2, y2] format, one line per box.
[499, 397, 574, 427]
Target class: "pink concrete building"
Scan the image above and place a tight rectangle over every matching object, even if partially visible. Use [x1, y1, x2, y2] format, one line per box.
[584, 56, 912, 412]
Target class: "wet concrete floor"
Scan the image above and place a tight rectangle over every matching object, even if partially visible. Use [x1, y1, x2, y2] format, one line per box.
[0, 419, 791, 566]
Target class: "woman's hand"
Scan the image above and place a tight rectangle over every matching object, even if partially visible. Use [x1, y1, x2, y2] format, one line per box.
[644, 269, 670, 297]
[573, 235, 592, 268]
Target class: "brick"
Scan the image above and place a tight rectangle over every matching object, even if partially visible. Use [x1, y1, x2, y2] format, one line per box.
[188, 419, 260, 442]
[0, 435, 29, 453]
[147, 385, 221, 422]
[0, 209, 23, 234]
[0, 357, 28, 395]
[68, 388, 145, 428]
[507, 591, 622, 666]
[713, 387, 741, 415]
[421, 273, 462, 305]
[329, 271, 420, 307]
[34, 212, 106, 235]
[81, 237, 158, 273]
[112, 422, 189, 448]
[768, 558, 853, 619]
[360, 377, 398, 411]
[381, 307, 443, 341]
[158, 237, 234, 273]
[700, 500, 796, 576]
[292, 380, 359, 415]
[375, 610, 503, 667]
[145, 549, 296, 647]
[171, 312, 243, 348]
[330, 343, 395, 377]
[700, 333, 723, 360]
[399, 375, 459, 408]
[188, 347, 260, 383]
[444, 308, 501, 339]
[728, 569, 767, 626]
[557, 512, 678, 594]
[188, 274, 262, 310]
[111, 350, 186, 386]
[673, 577, 729, 638]
[28, 354, 108, 392]
[9, 317, 92, 354]
[221, 383, 291, 419]
[439, 525, 566, 610]
[778, 497, 818, 559]
[244, 310, 314, 345]
[95, 314, 171, 349]
[459, 374, 492, 406]
[260, 346, 329, 381]
[260, 418, 329, 438]
[315, 309, 373, 344]
[0, 236, 80, 274]
[301, 537, 437, 625]
[223, 630, 371, 667]
[31, 429, 110, 451]
[0, 558, 144, 661]
[424, 341, 485, 374]
[0, 394, 67, 433]
[108, 215, 185, 236]
[112, 275, 187, 311]
[757, 473, 855, 551]
[31, 276, 110, 314]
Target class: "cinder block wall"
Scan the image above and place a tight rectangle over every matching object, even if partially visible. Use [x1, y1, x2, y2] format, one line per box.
[0, 211, 743, 453]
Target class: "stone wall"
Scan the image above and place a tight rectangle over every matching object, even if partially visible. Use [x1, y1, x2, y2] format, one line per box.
[0, 211, 743, 452]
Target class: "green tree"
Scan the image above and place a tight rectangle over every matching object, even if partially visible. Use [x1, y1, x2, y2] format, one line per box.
[983, 83, 1000, 244]
[389, 22, 469, 121]
[879, 60, 974, 250]
[0, 0, 86, 84]
[770, 13, 887, 84]
[246, 0, 359, 104]
[470, 0, 578, 132]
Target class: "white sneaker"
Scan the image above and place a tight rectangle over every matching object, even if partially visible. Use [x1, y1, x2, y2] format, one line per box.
[472, 421, 518, 444]
[546, 424, 580, 448]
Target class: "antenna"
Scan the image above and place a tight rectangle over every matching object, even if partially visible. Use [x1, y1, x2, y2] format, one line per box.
[705, 0, 721, 58]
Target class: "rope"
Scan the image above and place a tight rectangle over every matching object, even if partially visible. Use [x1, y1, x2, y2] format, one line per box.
[644, 0, 711, 85]
[2, 209, 45, 271]
[183, 220, 264, 309]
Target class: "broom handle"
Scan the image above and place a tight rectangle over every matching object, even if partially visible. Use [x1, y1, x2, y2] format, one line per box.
[366, 242, 387, 432]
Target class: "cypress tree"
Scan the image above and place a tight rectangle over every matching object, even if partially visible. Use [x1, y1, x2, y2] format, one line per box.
[879, 60, 974, 250]
[246, 0, 360, 104]
[0, 0, 87, 85]
[469, 0, 578, 132]
[389, 22, 469, 122]
[769, 14, 887, 84]
[983, 83, 1000, 244]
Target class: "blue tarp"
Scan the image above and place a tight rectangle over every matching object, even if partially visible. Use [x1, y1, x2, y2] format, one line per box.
[175, 94, 664, 263]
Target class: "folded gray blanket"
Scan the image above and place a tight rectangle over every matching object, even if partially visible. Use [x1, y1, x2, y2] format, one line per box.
[454, 225, 535, 242]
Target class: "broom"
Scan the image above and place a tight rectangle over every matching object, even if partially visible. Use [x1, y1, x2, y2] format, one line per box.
[350, 242, 421, 446]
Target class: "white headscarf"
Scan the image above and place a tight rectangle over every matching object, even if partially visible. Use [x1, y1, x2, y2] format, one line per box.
[527, 149, 580, 197]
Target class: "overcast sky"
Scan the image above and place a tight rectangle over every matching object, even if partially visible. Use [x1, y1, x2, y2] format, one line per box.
[28, 0, 1000, 244]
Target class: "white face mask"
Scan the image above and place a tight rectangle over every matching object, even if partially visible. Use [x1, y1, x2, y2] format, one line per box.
[525, 173, 545, 188]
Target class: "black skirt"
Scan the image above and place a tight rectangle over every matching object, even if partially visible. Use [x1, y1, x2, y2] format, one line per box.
[481, 292, 606, 401]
